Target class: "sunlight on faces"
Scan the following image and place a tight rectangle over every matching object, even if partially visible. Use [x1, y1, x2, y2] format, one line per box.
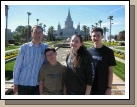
[91, 32, 104, 44]
[70, 35, 82, 52]
[46, 51, 57, 63]
[31, 28, 43, 41]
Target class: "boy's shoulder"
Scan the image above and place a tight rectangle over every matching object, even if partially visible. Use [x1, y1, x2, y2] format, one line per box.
[102, 45, 114, 52]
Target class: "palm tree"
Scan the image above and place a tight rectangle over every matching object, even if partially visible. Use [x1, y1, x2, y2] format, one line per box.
[39, 23, 42, 27]
[27, 12, 31, 42]
[86, 27, 90, 41]
[82, 25, 87, 41]
[98, 20, 102, 28]
[43, 24, 46, 39]
[91, 25, 94, 30]
[5, 5, 9, 46]
[103, 27, 109, 41]
[108, 16, 113, 41]
[47, 26, 54, 41]
[36, 19, 39, 25]
[95, 23, 98, 27]
[43, 24, 46, 34]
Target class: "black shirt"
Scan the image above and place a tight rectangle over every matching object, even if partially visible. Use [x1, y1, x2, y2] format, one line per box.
[88, 45, 116, 93]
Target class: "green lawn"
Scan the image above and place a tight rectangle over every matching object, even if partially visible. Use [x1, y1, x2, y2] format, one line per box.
[113, 60, 125, 81]
[115, 47, 125, 50]
[5, 60, 16, 80]
[5, 46, 20, 51]
[83, 41, 93, 49]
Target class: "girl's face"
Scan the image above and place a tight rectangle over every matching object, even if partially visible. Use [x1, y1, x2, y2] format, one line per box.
[70, 35, 82, 52]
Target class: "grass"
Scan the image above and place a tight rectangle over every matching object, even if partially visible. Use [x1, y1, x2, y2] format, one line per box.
[83, 41, 93, 49]
[5, 45, 20, 51]
[114, 47, 125, 50]
[5, 60, 15, 80]
[113, 60, 125, 81]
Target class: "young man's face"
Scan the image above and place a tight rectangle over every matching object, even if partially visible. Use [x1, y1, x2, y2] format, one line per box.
[91, 31, 103, 45]
[45, 50, 57, 63]
[31, 27, 43, 41]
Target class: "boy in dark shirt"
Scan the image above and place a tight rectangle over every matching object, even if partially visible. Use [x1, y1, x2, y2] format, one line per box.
[88, 28, 116, 95]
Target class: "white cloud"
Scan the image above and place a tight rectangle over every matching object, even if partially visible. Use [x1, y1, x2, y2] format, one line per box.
[110, 6, 125, 14]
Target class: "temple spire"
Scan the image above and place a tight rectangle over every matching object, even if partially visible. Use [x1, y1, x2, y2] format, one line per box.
[68, 8, 71, 18]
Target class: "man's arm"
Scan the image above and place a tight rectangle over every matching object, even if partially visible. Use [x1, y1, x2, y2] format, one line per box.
[39, 81, 44, 95]
[13, 47, 24, 94]
[63, 84, 67, 95]
[13, 47, 24, 85]
[105, 66, 113, 95]
[85, 85, 92, 95]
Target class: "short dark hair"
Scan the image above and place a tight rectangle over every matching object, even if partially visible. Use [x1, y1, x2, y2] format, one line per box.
[31, 25, 43, 32]
[44, 47, 56, 55]
[91, 27, 103, 36]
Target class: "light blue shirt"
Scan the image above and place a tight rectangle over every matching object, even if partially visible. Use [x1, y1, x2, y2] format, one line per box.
[13, 41, 48, 86]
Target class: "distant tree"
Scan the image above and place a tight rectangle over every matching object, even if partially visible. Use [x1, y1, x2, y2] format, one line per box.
[118, 30, 125, 41]
[98, 20, 102, 28]
[39, 23, 42, 27]
[47, 26, 55, 41]
[82, 25, 87, 41]
[36, 19, 39, 25]
[103, 27, 109, 41]
[86, 27, 90, 41]
[5, 5, 9, 46]
[114, 34, 118, 41]
[27, 12, 31, 42]
[108, 16, 113, 41]
[95, 23, 98, 27]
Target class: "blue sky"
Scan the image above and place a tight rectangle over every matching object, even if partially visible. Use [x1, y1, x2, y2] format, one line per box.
[2, 1, 128, 38]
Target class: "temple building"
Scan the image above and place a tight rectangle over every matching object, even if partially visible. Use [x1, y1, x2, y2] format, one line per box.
[54, 9, 85, 39]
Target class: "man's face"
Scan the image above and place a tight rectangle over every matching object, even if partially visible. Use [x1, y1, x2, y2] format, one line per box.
[31, 28, 43, 41]
[91, 31, 103, 44]
[45, 50, 57, 63]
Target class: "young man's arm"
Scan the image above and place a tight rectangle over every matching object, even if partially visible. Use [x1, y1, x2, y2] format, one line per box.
[63, 84, 67, 95]
[38, 65, 45, 95]
[62, 65, 67, 95]
[39, 81, 44, 95]
[85, 85, 92, 95]
[85, 54, 93, 95]
[105, 66, 113, 95]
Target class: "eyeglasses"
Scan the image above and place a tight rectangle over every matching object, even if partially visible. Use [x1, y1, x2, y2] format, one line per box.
[46, 53, 55, 57]
[92, 35, 102, 38]
[33, 32, 43, 35]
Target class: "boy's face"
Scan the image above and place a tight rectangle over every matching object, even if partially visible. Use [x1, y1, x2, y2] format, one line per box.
[45, 50, 57, 63]
[91, 31, 103, 45]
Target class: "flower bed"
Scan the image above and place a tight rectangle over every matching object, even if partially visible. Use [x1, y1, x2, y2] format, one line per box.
[5, 51, 18, 60]
[114, 50, 125, 60]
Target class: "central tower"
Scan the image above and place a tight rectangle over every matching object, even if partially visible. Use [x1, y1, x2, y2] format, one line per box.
[65, 9, 73, 29]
